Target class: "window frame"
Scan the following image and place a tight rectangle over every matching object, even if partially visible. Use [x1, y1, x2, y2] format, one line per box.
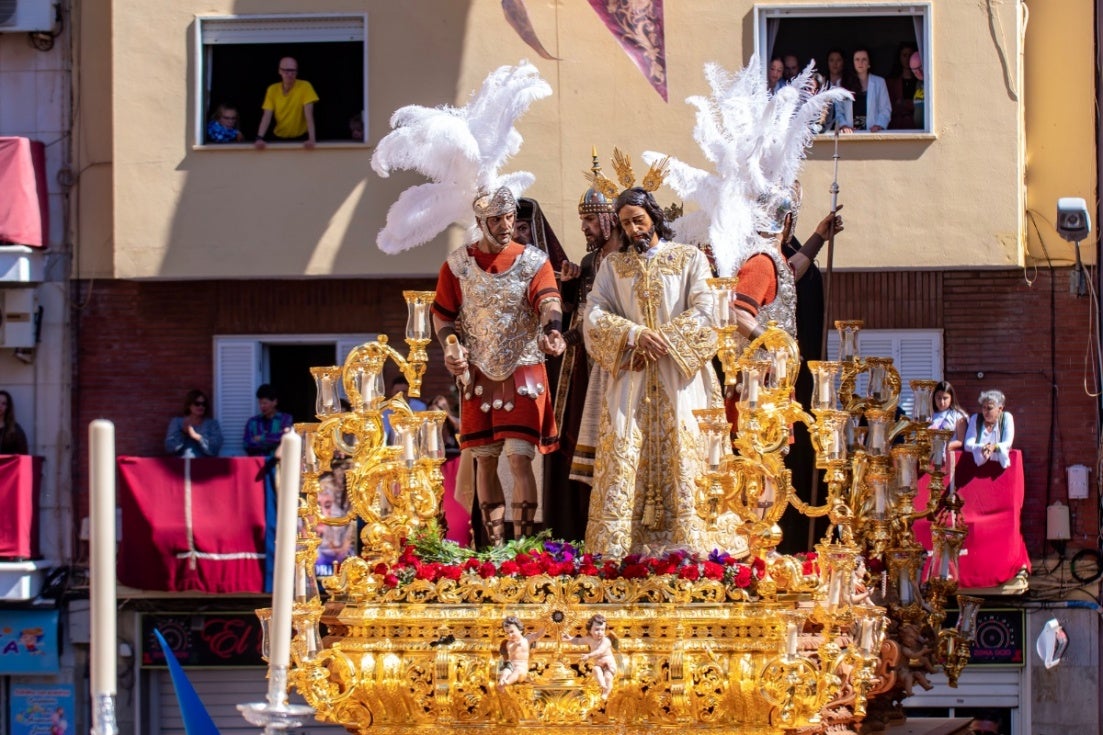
[193, 13, 369, 148]
[753, 2, 933, 136]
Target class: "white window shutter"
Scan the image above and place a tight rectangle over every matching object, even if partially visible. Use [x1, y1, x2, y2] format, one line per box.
[214, 338, 261, 456]
[826, 329, 943, 416]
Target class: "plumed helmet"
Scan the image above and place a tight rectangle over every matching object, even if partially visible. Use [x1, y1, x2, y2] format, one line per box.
[579, 149, 615, 215]
[473, 186, 518, 219]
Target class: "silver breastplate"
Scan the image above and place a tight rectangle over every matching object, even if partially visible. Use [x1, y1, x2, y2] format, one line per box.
[448, 245, 546, 381]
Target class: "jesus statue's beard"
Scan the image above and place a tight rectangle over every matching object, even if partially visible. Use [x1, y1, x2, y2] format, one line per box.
[632, 225, 657, 253]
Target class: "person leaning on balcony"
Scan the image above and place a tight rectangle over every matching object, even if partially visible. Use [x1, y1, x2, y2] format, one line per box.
[254, 56, 319, 150]
[165, 388, 224, 458]
[0, 390, 29, 455]
[963, 389, 1015, 469]
[836, 47, 891, 133]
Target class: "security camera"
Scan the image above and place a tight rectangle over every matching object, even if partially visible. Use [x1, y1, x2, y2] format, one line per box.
[1056, 197, 1091, 243]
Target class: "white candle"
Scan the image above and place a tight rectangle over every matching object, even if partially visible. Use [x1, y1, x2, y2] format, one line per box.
[427, 423, 440, 454]
[271, 432, 303, 670]
[322, 376, 335, 409]
[746, 371, 759, 408]
[774, 355, 788, 382]
[828, 573, 841, 607]
[708, 435, 721, 468]
[859, 619, 874, 653]
[818, 375, 833, 405]
[717, 296, 730, 325]
[403, 430, 416, 463]
[874, 483, 886, 515]
[90, 420, 117, 699]
[786, 623, 799, 656]
[899, 569, 912, 604]
[413, 302, 427, 337]
[938, 550, 950, 579]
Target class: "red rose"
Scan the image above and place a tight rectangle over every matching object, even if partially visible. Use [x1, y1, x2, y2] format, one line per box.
[499, 560, 520, 576]
[515, 552, 533, 565]
[679, 565, 701, 581]
[463, 558, 481, 571]
[734, 566, 752, 588]
[579, 563, 600, 576]
[702, 561, 725, 580]
[415, 562, 440, 581]
[652, 560, 677, 576]
[751, 557, 766, 576]
[581, 554, 596, 565]
[441, 565, 464, 581]
[383, 573, 399, 588]
[601, 561, 620, 579]
[622, 563, 649, 579]
[373, 562, 388, 575]
[520, 562, 543, 577]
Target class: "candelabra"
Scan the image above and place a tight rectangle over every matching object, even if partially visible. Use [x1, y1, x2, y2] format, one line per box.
[257, 292, 978, 735]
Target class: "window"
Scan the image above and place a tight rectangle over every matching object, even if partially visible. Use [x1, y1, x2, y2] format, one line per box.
[214, 334, 374, 455]
[754, 3, 931, 134]
[826, 329, 942, 416]
[194, 14, 368, 147]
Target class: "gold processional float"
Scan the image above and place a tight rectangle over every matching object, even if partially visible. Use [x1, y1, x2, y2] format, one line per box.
[252, 289, 982, 735]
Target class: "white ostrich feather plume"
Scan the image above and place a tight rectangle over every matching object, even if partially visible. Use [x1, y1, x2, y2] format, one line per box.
[371, 62, 552, 254]
[643, 58, 852, 276]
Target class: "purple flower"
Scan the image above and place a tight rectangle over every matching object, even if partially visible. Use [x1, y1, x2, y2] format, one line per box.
[708, 549, 733, 565]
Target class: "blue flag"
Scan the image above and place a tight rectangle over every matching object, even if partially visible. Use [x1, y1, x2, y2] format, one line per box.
[153, 629, 221, 735]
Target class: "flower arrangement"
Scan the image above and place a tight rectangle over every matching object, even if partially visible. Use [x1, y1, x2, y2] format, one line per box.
[367, 525, 767, 593]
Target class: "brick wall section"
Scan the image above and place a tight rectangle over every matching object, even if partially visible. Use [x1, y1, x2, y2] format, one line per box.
[73, 268, 1101, 555]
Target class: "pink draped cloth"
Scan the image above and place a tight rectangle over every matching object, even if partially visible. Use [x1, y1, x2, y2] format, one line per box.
[0, 137, 48, 247]
[913, 450, 1031, 588]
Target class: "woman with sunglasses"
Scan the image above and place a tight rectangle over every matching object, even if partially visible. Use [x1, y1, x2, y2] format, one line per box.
[165, 388, 224, 457]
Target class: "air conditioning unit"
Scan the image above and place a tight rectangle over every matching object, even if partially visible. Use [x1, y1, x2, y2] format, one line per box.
[0, 288, 37, 348]
[0, 0, 56, 33]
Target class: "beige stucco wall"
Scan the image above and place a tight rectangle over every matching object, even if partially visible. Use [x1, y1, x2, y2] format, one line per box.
[78, 0, 1035, 279]
[1023, 0, 1097, 267]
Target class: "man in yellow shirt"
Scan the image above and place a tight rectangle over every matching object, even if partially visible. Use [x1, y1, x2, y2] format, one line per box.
[255, 57, 319, 149]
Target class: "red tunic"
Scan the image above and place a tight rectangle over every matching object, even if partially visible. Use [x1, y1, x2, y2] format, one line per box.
[432, 242, 561, 453]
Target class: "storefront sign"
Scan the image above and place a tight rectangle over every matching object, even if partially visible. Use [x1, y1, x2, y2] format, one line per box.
[10, 683, 75, 735]
[0, 610, 60, 674]
[141, 613, 265, 668]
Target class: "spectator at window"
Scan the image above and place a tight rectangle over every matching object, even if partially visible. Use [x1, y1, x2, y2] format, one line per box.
[767, 56, 785, 94]
[782, 52, 801, 83]
[928, 380, 967, 452]
[807, 73, 830, 134]
[255, 56, 319, 150]
[837, 47, 891, 133]
[964, 389, 1015, 469]
[165, 389, 224, 457]
[206, 104, 244, 144]
[887, 41, 920, 129]
[821, 48, 851, 132]
[0, 390, 29, 455]
[967, 709, 1006, 735]
[908, 51, 925, 129]
[349, 112, 364, 142]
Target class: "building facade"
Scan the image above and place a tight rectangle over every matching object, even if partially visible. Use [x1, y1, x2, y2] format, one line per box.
[0, 1, 1098, 734]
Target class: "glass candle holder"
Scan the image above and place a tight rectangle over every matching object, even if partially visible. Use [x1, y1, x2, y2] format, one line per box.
[888, 549, 922, 606]
[403, 290, 435, 341]
[929, 428, 954, 470]
[891, 445, 919, 494]
[310, 366, 344, 418]
[393, 416, 421, 466]
[256, 607, 272, 661]
[835, 320, 864, 362]
[865, 408, 893, 457]
[420, 411, 446, 461]
[866, 467, 891, 520]
[740, 360, 770, 409]
[295, 422, 320, 475]
[349, 366, 385, 412]
[928, 525, 966, 583]
[910, 380, 937, 423]
[865, 358, 891, 402]
[694, 408, 729, 472]
[707, 277, 737, 328]
[955, 595, 984, 641]
[294, 539, 321, 604]
[808, 361, 840, 411]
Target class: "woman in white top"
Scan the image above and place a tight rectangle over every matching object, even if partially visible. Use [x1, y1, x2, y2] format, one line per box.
[928, 380, 968, 451]
[838, 47, 892, 133]
[963, 389, 1015, 469]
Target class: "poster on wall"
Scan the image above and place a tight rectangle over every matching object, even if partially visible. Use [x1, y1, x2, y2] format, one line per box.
[312, 459, 357, 579]
[141, 613, 265, 668]
[10, 683, 75, 735]
[0, 609, 60, 674]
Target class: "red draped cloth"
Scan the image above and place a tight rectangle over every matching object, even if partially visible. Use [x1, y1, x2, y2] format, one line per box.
[913, 450, 1031, 588]
[0, 455, 42, 559]
[117, 456, 267, 593]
